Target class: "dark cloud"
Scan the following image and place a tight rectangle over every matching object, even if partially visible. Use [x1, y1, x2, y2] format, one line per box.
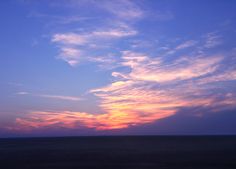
[120, 108, 236, 135]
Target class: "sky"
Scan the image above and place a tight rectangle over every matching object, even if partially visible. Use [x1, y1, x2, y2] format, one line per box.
[0, 0, 236, 137]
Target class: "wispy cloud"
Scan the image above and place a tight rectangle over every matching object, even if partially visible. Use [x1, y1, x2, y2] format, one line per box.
[16, 92, 82, 101]
[48, 0, 143, 67]
[99, 0, 144, 20]
[58, 47, 81, 66]
[52, 33, 87, 45]
[52, 28, 137, 46]
[92, 28, 137, 38]
[52, 25, 137, 66]
[37, 94, 82, 101]
[118, 51, 222, 83]
[164, 40, 198, 55]
[175, 40, 198, 50]
[204, 32, 222, 48]
[16, 91, 29, 95]
[198, 70, 236, 84]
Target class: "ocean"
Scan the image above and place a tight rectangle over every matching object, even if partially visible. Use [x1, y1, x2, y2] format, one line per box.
[0, 136, 236, 169]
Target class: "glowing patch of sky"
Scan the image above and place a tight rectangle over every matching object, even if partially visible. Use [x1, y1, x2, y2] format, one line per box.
[0, 0, 236, 137]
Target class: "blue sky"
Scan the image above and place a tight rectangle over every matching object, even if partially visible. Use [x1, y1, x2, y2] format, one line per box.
[0, 0, 236, 137]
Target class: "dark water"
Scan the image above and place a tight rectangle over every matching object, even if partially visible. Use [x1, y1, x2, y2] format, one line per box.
[0, 136, 236, 169]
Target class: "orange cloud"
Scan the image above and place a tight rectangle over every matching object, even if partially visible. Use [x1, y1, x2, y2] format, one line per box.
[11, 109, 174, 131]
[11, 51, 236, 131]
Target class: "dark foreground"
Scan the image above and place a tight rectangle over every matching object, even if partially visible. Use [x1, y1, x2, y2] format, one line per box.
[0, 136, 236, 169]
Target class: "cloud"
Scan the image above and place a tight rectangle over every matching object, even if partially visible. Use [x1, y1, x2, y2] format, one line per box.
[204, 32, 222, 48]
[12, 50, 236, 131]
[90, 51, 233, 112]
[87, 54, 119, 70]
[99, 0, 144, 20]
[119, 51, 222, 83]
[175, 40, 198, 50]
[16, 92, 82, 102]
[92, 29, 137, 38]
[52, 33, 87, 45]
[164, 40, 198, 55]
[52, 27, 137, 46]
[58, 47, 81, 66]
[48, 0, 144, 67]
[11, 108, 173, 131]
[164, 32, 223, 56]
[16, 91, 29, 95]
[198, 70, 236, 84]
[37, 94, 82, 101]
[52, 26, 138, 66]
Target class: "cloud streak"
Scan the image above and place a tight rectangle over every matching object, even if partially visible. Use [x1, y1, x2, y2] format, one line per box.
[175, 40, 198, 50]
[16, 92, 82, 101]
[37, 94, 82, 101]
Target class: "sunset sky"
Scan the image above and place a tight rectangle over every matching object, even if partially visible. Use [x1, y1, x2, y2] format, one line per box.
[0, 0, 236, 137]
